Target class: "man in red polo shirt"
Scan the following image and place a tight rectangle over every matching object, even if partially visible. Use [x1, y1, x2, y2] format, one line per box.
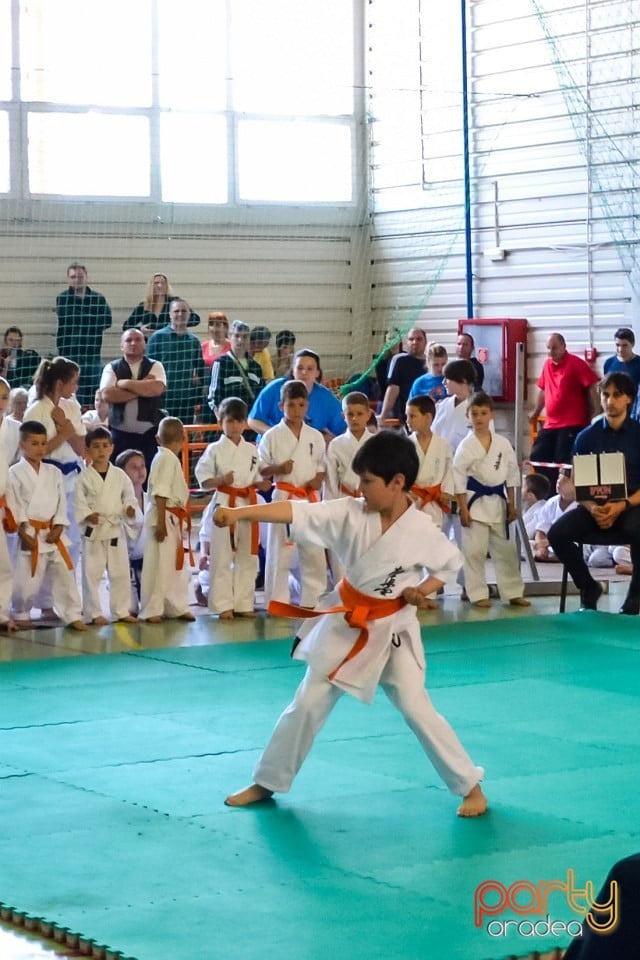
[529, 332, 600, 489]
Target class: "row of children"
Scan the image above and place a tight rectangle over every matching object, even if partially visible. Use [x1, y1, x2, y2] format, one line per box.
[193, 378, 530, 618]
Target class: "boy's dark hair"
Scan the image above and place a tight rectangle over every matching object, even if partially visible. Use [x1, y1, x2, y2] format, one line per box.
[524, 472, 551, 500]
[599, 371, 636, 403]
[342, 391, 370, 410]
[20, 419, 47, 439]
[280, 379, 308, 403]
[406, 394, 436, 418]
[218, 396, 248, 421]
[352, 430, 419, 490]
[614, 327, 635, 345]
[86, 426, 112, 446]
[115, 449, 145, 470]
[443, 359, 476, 386]
[468, 390, 494, 411]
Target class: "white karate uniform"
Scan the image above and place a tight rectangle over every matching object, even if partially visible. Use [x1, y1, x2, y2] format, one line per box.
[0, 416, 20, 465]
[453, 432, 525, 603]
[194, 435, 261, 614]
[409, 431, 454, 529]
[259, 421, 327, 608]
[0, 453, 13, 623]
[74, 464, 140, 620]
[535, 494, 577, 535]
[522, 498, 548, 539]
[7, 458, 82, 623]
[324, 429, 369, 581]
[253, 497, 484, 798]
[139, 447, 192, 619]
[432, 396, 471, 452]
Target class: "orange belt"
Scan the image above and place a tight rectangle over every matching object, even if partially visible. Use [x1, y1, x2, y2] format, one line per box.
[0, 495, 17, 534]
[275, 482, 319, 503]
[27, 519, 74, 577]
[339, 482, 362, 498]
[268, 577, 406, 681]
[411, 483, 451, 513]
[166, 506, 195, 570]
[217, 484, 260, 555]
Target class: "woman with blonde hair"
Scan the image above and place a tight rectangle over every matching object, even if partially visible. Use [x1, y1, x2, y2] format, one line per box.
[124, 273, 200, 336]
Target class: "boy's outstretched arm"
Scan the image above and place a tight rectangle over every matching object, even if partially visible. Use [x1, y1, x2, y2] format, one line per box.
[214, 501, 294, 528]
[403, 574, 446, 610]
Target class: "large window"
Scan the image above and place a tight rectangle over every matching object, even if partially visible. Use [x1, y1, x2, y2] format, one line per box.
[3, 0, 357, 205]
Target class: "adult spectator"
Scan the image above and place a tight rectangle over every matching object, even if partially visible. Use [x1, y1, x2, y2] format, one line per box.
[529, 332, 600, 489]
[201, 312, 231, 368]
[374, 328, 402, 400]
[123, 273, 200, 336]
[456, 332, 484, 388]
[274, 329, 296, 378]
[248, 348, 345, 440]
[99, 329, 166, 472]
[249, 326, 275, 382]
[209, 320, 264, 416]
[547, 372, 640, 614]
[145, 299, 206, 424]
[378, 327, 427, 424]
[0, 326, 40, 389]
[603, 327, 640, 420]
[55, 261, 112, 406]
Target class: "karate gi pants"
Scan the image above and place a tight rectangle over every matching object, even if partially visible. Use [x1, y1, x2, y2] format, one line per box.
[0, 530, 12, 623]
[253, 637, 484, 798]
[461, 519, 524, 603]
[81, 536, 132, 621]
[209, 522, 258, 614]
[139, 516, 191, 619]
[264, 523, 327, 609]
[12, 548, 82, 624]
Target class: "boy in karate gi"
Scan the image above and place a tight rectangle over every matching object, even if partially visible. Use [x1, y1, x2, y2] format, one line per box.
[259, 380, 327, 608]
[194, 396, 269, 619]
[0, 448, 16, 631]
[324, 391, 373, 582]
[139, 417, 196, 623]
[214, 430, 487, 818]
[7, 420, 86, 630]
[405, 394, 454, 530]
[74, 427, 140, 624]
[453, 391, 530, 609]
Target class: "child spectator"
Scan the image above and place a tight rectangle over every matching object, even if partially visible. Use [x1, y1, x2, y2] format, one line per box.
[214, 430, 487, 817]
[522, 472, 551, 539]
[249, 326, 275, 382]
[114, 449, 147, 611]
[405, 394, 454, 530]
[432, 359, 477, 451]
[81, 388, 110, 429]
[533, 472, 577, 562]
[409, 343, 448, 402]
[74, 427, 140, 624]
[453, 391, 530, 609]
[258, 380, 327, 608]
[274, 330, 296, 378]
[8, 420, 86, 631]
[0, 377, 20, 465]
[139, 417, 196, 623]
[194, 396, 268, 619]
[8, 387, 29, 423]
[324, 391, 372, 582]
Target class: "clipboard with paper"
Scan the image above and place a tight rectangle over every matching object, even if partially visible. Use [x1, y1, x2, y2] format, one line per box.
[572, 452, 627, 503]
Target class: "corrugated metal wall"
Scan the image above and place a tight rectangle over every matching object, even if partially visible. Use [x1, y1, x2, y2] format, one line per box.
[368, 0, 639, 392]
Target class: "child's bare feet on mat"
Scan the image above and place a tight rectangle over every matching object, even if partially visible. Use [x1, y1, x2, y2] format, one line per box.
[225, 783, 274, 806]
[68, 620, 88, 632]
[457, 784, 488, 817]
[91, 616, 109, 625]
[0, 620, 18, 632]
[177, 611, 196, 622]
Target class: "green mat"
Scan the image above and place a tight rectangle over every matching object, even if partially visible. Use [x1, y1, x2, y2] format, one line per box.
[1, 614, 639, 960]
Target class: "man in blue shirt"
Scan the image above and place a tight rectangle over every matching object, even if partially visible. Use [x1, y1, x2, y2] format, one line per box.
[603, 327, 640, 420]
[548, 372, 640, 614]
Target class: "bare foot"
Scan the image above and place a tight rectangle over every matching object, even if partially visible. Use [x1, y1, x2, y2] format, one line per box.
[225, 783, 274, 807]
[219, 610, 234, 620]
[457, 784, 488, 818]
[145, 616, 163, 624]
[14, 619, 32, 630]
[68, 620, 89, 632]
[473, 598, 491, 609]
[118, 615, 139, 623]
[509, 597, 531, 607]
[235, 611, 257, 619]
[177, 611, 196, 622]
[0, 620, 19, 632]
[91, 616, 109, 626]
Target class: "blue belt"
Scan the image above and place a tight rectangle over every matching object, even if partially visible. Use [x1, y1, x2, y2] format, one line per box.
[466, 477, 506, 509]
[43, 458, 82, 476]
